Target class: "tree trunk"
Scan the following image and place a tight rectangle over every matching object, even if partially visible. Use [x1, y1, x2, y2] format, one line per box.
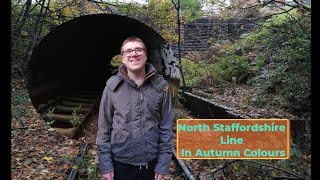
[12, 0, 32, 49]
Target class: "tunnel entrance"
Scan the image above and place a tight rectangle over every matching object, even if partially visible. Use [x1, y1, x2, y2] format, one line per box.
[26, 14, 180, 110]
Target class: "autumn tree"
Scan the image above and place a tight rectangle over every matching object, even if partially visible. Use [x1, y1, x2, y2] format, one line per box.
[11, 0, 52, 78]
[172, 0, 203, 23]
[11, 0, 108, 78]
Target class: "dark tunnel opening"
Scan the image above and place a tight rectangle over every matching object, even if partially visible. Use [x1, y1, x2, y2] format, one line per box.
[26, 14, 181, 110]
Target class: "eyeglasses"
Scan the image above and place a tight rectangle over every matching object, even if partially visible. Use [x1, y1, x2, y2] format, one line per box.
[122, 48, 145, 57]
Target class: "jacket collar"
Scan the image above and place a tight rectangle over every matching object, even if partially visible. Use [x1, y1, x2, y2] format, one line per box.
[117, 63, 157, 87]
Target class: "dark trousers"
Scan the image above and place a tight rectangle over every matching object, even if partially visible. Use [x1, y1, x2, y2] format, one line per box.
[113, 158, 157, 180]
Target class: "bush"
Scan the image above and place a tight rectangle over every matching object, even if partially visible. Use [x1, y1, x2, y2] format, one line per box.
[181, 58, 215, 88]
[212, 54, 250, 84]
[11, 80, 31, 119]
[240, 9, 311, 117]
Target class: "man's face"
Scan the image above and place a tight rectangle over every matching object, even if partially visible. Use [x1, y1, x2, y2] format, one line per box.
[121, 41, 147, 73]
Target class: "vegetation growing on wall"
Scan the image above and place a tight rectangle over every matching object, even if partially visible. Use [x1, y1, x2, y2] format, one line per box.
[182, 8, 311, 128]
[242, 9, 311, 117]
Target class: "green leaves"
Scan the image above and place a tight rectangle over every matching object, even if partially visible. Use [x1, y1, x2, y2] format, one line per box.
[239, 9, 311, 115]
[70, 105, 82, 127]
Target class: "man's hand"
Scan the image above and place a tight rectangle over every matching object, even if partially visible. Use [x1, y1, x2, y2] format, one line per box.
[155, 172, 165, 180]
[101, 171, 114, 180]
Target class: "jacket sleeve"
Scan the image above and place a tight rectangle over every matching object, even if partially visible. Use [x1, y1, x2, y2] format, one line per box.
[154, 83, 173, 175]
[96, 85, 114, 174]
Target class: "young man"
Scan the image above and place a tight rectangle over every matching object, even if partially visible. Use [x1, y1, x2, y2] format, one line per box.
[96, 36, 173, 180]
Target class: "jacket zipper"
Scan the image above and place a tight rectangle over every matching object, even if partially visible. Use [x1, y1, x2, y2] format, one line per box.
[140, 92, 144, 101]
[139, 90, 147, 164]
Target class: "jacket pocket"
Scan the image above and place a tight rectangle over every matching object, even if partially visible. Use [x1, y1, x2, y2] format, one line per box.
[144, 88, 161, 110]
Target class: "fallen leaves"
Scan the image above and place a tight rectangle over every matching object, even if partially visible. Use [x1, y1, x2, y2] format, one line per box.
[11, 80, 81, 180]
[43, 157, 54, 161]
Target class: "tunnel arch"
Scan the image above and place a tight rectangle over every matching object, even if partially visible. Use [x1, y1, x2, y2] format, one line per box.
[26, 14, 180, 110]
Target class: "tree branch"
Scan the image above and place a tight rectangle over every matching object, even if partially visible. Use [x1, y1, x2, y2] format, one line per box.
[241, 160, 308, 180]
[211, 160, 308, 180]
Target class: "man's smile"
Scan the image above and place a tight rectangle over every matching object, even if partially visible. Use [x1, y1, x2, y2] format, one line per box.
[129, 59, 141, 63]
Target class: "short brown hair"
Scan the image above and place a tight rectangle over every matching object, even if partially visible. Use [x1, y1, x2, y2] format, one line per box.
[120, 36, 146, 53]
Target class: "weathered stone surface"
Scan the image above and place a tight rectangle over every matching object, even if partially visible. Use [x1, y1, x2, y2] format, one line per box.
[171, 17, 259, 56]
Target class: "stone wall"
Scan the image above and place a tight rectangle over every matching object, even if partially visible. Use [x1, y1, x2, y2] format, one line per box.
[172, 17, 258, 56]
